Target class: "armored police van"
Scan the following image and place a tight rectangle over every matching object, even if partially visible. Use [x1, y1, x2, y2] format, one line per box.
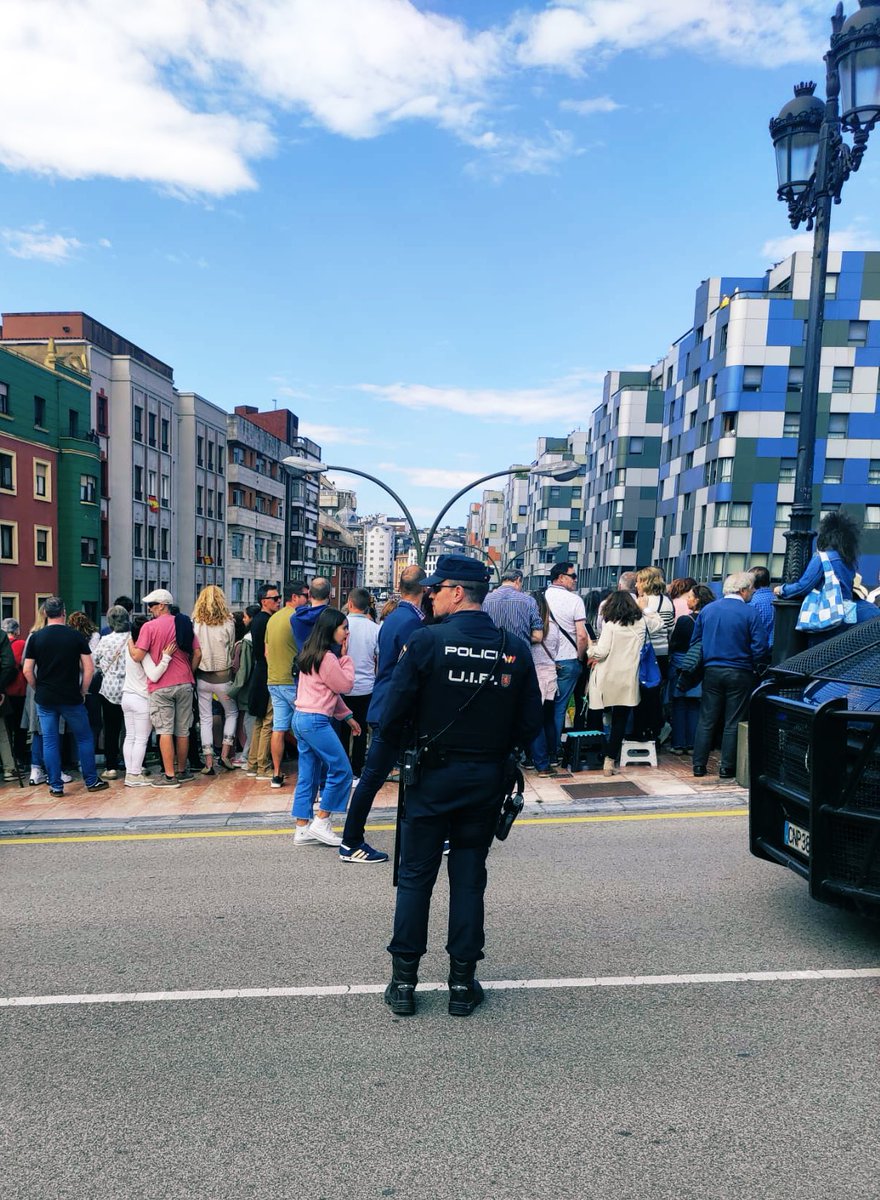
[749, 621, 880, 917]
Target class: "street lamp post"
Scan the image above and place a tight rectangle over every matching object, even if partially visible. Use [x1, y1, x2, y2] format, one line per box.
[768, 0, 880, 661]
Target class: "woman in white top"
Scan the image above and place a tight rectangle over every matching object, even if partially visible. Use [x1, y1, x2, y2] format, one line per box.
[192, 585, 238, 774]
[587, 591, 661, 776]
[122, 614, 173, 786]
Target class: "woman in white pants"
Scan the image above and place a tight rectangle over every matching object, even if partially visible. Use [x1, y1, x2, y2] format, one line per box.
[192, 585, 238, 774]
[122, 614, 173, 787]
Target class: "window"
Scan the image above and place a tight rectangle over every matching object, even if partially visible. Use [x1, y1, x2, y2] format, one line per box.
[33, 395, 48, 427]
[825, 274, 839, 299]
[629, 437, 644, 455]
[715, 502, 729, 526]
[231, 578, 244, 603]
[160, 474, 169, 507]
[232, 445, 244, 465]
[160, 529, 169, 560]
[571, 486, 582, 499]
[34, 526, 51, 564]
[720, 457, 733, 483]
[832, 366, 853, 393]
[0, 382, 9, 415]
[148, 412, 157, 446]
[0, 594, 18, 622]
[849, 320, 869, 347]
[134, 466, 143, 500]
[612, 500, 624, 519]
[716, 502, 750, 527]
[217, 443, 225, 474]
[231, 533, 244, 557]
[688, 409, 698, 430]
[197, 436, 204, 466]
[622, 531, 637, 549]
[231, 488, 244, 506]
[777, 456, 801, 480]
[666, 366, 673, 389]
[161, 418, 170, 452]
[610, 531, 622, 548]
[68, 409, 79, 438]
[0, 522, 17, 562]
[828, 413, 849, 439]
[134, 406, 143, 440]
[217, 538, 224, 567]
[0, 451, 15, 493]
[216, 493, 223, 519]
[684, 451, 694, 471]
[96, 393, 108, 434]
[704, 460, 717, 486]
[134, 524, 144, 556]
[706, 375, 716, 403]
[80, 537, 98, 565]
[196, 485, 203, 514]
[787, 366, 804, 392]
[683, 492, 692, 510]
[722, 413, 737, 437]
[518, 505, 528, 517]
[489, 523, 498, 533]
[208, 442, 214, 471]
[690, 369, 700, 390]
[148, 470, 157, 499]
[147, 527, 156, 559]
[865, 506, 880, 528]
[783, 413, 800, 438]
[869, 460, 880, 485]
[719, 325, 728, 351]
[254, 537, 265, 562]
[615, 468, 626, 486]
[823, 459, 844, 484]
[743, 366, 763, 392]
[775, 503, 792, 527]
[80, 474, 97, 503]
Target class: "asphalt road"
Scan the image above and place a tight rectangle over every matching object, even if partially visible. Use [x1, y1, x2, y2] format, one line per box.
[3, 813, 879, 1200]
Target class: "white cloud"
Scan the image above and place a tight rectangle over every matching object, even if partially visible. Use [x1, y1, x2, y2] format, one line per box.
[560, 96, 621, 116]
[381, 465, 501, 490]
[761, 224, 880, 261]
[360, 372, 601, 424]
[299, 422, 373, 446]
[464, 126, 581, 177]
[0, 224, 82, 264]
[518, 1, 824, 71]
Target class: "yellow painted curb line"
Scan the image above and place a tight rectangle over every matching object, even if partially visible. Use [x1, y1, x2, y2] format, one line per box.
[0, 808, 748, 846]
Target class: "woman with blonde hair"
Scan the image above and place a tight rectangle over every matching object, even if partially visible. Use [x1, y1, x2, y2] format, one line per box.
[634, 567, 675, 742]
[192, 585, 238, 773]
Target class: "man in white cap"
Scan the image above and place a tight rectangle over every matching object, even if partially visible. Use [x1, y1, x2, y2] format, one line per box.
[130, 589, 201, 788]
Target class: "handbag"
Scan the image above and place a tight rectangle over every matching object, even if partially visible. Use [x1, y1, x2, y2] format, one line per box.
[638, 624, 662, 690]
[676, 640, 704, 692]
[98, 638, 129, 704]
[796, 552, 858, 631]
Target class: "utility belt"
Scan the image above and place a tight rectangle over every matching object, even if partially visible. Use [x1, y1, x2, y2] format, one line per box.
[420, 746, 501, 769]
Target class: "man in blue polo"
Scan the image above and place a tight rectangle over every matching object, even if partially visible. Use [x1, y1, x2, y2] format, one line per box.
[337, 564, 427, 865]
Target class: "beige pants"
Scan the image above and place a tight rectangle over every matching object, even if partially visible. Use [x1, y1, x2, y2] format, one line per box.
[247, 703, 273, 774]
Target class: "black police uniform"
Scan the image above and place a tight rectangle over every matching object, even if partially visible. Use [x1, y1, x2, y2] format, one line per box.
[381, 608, 542, 965]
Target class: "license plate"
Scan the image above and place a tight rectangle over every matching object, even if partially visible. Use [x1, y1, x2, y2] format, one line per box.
[784, 820, 810, 858]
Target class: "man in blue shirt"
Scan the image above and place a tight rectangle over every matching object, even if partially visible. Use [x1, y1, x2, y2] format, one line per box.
[690, 571, 770, 780]
[748, 565, 775, 649]
[338, 564, 427, 864]
[482, 569, 544, 646]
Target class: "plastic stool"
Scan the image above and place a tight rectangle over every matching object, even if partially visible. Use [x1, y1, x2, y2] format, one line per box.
[619, 739, 658, 769]
[562, 730, 605, 771]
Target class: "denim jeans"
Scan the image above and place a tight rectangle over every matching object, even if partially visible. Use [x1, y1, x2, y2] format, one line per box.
[36, 701, 98, 791]
[553, 658, 582, 756]
[291, 710, 352, 819]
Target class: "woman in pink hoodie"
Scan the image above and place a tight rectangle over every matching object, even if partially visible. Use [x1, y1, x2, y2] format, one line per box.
[291, 608, 362, 847]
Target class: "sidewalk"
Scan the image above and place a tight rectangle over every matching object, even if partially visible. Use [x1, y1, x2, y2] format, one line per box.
[0, 748, 747, 836]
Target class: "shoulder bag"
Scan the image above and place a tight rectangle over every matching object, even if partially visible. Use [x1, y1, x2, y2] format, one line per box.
[638, 623, 662, 690]
[796, 551, 857, 631]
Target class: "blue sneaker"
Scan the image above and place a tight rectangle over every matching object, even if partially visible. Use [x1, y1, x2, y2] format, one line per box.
[338, 841, 389, 865]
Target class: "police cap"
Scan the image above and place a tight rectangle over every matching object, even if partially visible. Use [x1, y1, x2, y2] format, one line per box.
[424, 553, 491, 587]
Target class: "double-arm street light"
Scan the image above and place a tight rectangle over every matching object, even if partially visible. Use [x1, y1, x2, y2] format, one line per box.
[282, 457, 581, 571]
[768, 0, 880, 659]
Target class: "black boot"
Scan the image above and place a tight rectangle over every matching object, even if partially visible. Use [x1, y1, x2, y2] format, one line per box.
[384, 954, 420, 1016]
[448, 957, 484, 1017]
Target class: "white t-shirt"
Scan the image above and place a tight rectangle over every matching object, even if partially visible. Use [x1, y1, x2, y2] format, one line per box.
[545, 585, 587, 661]
[345, 613, 380, 697]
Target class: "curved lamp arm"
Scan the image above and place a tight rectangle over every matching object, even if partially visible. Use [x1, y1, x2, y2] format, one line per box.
[423, 469, 529, 567]
[322, 465, 424, 566]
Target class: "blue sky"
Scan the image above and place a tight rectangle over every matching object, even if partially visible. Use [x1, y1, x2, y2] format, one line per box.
[1, 0, 878, 524]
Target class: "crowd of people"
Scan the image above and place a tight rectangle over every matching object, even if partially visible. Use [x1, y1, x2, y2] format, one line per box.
[1, 510, 878, 811]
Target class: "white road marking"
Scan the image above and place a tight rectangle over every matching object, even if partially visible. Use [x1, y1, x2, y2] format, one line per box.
[2, 967, 878, 1009]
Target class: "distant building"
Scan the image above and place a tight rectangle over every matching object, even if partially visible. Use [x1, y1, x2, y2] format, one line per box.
[518, 434, 588, 590]
[176, 391, 228, 605]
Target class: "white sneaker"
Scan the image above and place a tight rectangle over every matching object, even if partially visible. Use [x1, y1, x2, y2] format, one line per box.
[61, 772, 73, 784]
[124, 774, 152, 788]
[29, 769, 47, 786]
[294, 824, 319, 846]
[309, 816, 342, 847]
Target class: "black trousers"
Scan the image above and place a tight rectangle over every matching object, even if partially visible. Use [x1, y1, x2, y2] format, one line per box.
[100, 697, 124, 771]
[342, 693, 372, 776]
[342, 724, 398, 848]
[388, 759, 503, 963]
[692, 667, 756, 773]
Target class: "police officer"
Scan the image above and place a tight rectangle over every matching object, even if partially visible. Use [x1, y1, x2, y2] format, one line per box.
[380, 554, 542, 1017]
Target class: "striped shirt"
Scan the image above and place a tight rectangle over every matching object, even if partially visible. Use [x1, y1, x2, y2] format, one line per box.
[482, 585, 543, 644]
